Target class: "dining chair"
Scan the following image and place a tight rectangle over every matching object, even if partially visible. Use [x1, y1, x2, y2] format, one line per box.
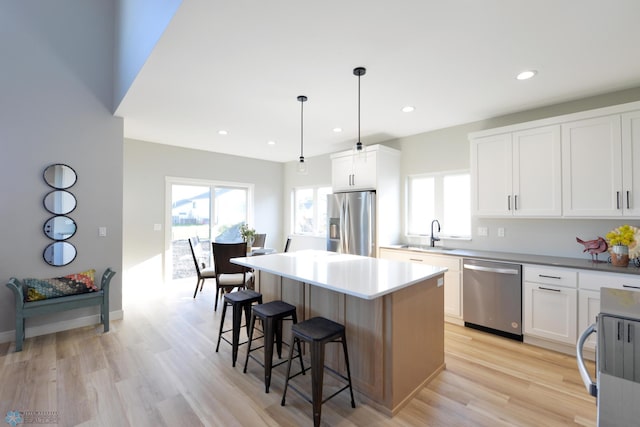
[188, 237, 216, 298]
[212, 242, 254, 311]
[253, 233, 266, 248]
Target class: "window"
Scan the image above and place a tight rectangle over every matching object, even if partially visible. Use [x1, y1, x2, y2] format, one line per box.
[292, 186, 332, 236]
[407, 171, 470, 238]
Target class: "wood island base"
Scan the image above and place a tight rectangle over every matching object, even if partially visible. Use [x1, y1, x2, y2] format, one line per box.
[257, 272, 445, 416]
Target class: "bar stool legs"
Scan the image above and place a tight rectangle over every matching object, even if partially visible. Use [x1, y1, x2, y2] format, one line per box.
[243, 300, 305, 393]
[215, 289, 262, 367]
[281, 316, 356, 427]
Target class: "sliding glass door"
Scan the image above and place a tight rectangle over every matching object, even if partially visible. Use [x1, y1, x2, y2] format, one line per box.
[168, 178, 252, 280]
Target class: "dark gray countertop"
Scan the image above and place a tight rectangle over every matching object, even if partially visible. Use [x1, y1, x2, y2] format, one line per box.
[380, 245, 640, 275]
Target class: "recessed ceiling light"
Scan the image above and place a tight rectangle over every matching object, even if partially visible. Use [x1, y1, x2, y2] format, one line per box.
[267, 140, 276, 145]
[218, 130, 228, 135]
[402, 106, 415, 113]
[516, 70, 537, 80]
[333, 127, 343, 133]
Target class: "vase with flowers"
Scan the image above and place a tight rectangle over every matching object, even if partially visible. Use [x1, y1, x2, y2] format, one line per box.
[240, 224, 256, 251]
[606, 224, 636, 267]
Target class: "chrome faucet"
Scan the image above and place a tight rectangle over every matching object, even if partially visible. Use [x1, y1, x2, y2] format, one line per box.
[430, 219, 441, 247]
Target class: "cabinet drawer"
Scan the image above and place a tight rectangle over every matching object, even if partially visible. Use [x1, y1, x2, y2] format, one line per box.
[524, 265, 577, 287]
[579, 270, 640, 291]
[405, 253, 460, 271]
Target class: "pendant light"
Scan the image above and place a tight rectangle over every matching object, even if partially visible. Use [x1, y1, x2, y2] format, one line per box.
[297, 95, 308, 174]
[353, 66, 366, 153]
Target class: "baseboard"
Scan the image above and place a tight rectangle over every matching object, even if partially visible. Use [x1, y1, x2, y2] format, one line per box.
[523, 335, 595, 361]
[445, 315, 464, 326]
[0, 310, 124, 344]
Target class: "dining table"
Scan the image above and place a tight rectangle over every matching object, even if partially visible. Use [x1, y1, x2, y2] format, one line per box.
[232, 249, 447, 416]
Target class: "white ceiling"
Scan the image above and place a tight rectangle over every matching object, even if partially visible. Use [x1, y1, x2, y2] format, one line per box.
[115, 0, 640, 163]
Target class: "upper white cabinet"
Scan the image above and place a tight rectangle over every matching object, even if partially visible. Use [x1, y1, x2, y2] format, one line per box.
[561, 115, 623, 217]
[621, 110, 640, 216]
[471, 125, 561, 217]
[330, 144, 400, 192]
[470, 101, 640, 219]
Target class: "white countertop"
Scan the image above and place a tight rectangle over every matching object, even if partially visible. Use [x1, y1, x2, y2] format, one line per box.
[232, 250, 447, 300]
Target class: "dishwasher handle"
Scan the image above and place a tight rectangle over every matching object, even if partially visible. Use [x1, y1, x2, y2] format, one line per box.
[463, 263, 520, 275]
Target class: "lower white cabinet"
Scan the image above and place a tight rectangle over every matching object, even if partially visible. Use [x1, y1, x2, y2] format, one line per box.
[578, 288, 600, 350]
[379, 248, 462, 320]
[577, 270, 640, 350]
[523, 265, 578, 345]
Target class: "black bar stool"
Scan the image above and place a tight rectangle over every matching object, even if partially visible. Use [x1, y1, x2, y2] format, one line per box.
[281, 316, 356, 427]
[243, 300, 305, 393]
[216, 289, 262, 367]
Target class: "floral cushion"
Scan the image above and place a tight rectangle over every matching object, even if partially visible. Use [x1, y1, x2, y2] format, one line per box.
[23, 269, 97, 302]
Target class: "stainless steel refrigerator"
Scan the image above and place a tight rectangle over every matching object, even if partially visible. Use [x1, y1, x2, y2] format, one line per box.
[327, 191, 376, 257]
[577, 287, 640, 426]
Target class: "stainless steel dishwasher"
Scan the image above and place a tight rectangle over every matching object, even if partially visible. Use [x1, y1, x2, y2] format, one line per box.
[463, 258, 523, 341]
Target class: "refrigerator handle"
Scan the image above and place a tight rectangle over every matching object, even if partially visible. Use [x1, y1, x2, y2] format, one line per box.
[576, 323, 598, 397]
[341, 197, 350, 253]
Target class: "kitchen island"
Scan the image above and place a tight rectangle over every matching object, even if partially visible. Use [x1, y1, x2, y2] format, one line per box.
[232, 250, 447, 416]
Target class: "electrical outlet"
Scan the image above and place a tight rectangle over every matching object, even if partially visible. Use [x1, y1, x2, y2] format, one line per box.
[98, 227, 107, 237]
[478, 227, 488, 237]
[498, 227, 505, 237]
[153, 223, 162, 231]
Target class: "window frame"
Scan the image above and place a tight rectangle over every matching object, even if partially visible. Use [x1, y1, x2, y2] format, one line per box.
[291, 185, 332, 237]
[405, 169, 471, 240]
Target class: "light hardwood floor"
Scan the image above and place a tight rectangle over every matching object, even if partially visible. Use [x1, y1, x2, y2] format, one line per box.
[0, 278, 597, 426]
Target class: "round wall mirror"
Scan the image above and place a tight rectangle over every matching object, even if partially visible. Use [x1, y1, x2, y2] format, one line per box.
[43, 241, 77, 266]
[44, 216, 77, 241]
[43, 164, 77, 189]
[43, 190, 77, 215]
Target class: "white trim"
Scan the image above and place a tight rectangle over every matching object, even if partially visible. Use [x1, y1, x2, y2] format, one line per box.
[0, 310, 124, 344]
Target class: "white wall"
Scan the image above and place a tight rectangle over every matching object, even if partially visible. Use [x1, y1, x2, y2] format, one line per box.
[123, 139, 283, 284]
[0, 2, 123, 336]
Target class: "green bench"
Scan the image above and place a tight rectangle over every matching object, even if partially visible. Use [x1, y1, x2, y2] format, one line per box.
[6, 268, 115, 352]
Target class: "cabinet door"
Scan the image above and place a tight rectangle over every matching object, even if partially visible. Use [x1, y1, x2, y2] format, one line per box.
[471, 133, 513, 216]
[512, 126, 562, 216]
[624, 319, 640, 382]
[578, 289, 600, 350]
[621, 110, 640, 216]
[524, 281, 577, 344]
[378, 249, 462, 320]
[331, 149, 377, 191]
[331, 155, 355, 191]
[561, 115, 623, 217]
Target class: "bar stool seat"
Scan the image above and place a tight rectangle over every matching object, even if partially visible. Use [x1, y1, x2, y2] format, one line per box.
[243, 300, 304, 393]
[281, 316, 356, 427]
[216, 289, 262, 367]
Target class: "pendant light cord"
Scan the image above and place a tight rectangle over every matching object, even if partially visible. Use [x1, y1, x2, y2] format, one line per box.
[353, 67, 366, 151]
[297, 95, 307, 161]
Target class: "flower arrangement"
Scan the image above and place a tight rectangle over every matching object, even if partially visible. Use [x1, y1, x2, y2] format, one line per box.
[606, 224, 636, 247]
[239, 224, 256, 243]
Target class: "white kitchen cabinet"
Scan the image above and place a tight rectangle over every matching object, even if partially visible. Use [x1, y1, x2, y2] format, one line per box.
[331, 144, 399, 192]
[523, 265, 577, 344]
[621, 110, 640, 216]
[561, 115, 623, 217]
[578, 270, 640, 350]
[470, 125, 561, 217]
[378, 248, 462, 321]
[578, 288, 600, 351]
